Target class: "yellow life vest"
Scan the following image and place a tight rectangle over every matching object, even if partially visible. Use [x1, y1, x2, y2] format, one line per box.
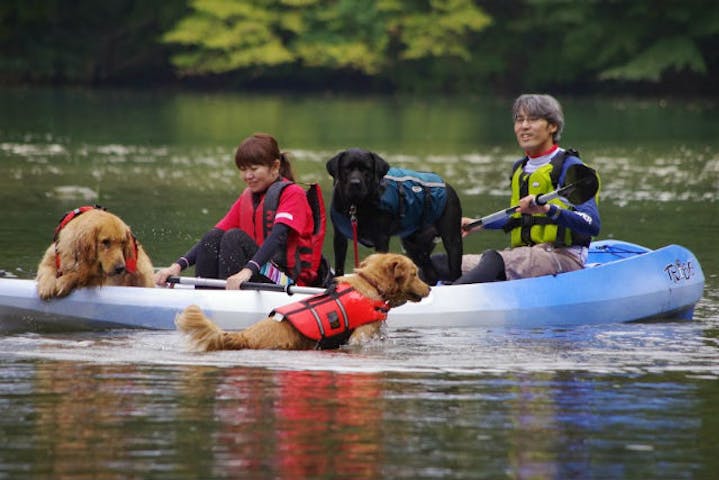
[506, 150, 586, 248]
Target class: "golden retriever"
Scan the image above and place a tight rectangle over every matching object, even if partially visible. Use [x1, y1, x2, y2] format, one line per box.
[176, 253, 430, 351]
[36, 207, 155, 299]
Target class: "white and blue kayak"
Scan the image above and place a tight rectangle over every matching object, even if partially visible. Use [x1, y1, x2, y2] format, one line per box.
[0, 240, 705, 334]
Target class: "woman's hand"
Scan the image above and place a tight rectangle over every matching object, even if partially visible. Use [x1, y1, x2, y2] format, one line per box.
[226, 268, 253, 290]
[154, 263, 182, 287]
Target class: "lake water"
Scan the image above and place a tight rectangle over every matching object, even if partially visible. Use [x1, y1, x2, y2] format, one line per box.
[1, 88, 718, 479]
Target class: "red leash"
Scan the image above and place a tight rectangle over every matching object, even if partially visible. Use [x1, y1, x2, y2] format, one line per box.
[349, 205, 360, 268]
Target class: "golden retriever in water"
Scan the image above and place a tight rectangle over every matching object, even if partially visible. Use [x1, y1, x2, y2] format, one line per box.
[36, 207, 155, 299]
[176, 253, 430, 351]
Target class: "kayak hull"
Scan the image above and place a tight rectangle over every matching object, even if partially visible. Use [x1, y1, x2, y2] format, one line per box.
[0, 240, 705, 333]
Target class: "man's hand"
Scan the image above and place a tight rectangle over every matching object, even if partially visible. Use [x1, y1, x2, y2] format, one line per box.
[461, 216, 483, 237]
[517, 195, 550, 215]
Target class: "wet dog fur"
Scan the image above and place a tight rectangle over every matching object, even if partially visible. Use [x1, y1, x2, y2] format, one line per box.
[326, 148, 463, 285]
[175, 253, 431, 351]
[36, 208, 155, 299]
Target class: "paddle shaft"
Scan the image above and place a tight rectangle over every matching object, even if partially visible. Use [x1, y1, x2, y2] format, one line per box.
[464, 189, 565, 230]
[463, 176, 594, 231]
[166, 276, 323, 295]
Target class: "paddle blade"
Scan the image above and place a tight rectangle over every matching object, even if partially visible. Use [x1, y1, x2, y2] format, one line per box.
[560, 163, 599, 205]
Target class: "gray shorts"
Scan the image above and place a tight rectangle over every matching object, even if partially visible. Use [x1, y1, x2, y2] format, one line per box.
[459, 254, 483, 274]
[497, 243, 584, 280]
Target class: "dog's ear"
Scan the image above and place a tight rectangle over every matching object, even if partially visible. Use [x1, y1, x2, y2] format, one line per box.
[69, 223, 98, 267]
[123, 229, 132, 256]
[389, 258, 409, 286]
[326, 151, 345, 181]
[370, 152, 390, 181]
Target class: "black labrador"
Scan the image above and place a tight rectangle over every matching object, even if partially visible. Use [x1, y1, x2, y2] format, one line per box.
[326, 148, 462, 285]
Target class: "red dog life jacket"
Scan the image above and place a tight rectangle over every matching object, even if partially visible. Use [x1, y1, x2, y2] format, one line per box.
[270, 283, 390, 349]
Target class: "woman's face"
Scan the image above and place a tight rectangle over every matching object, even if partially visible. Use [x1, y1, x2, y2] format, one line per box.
[514, 108, 558, 156]
[239, 159, 280, 193]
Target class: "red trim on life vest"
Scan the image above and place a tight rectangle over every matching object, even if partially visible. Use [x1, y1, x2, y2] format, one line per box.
[125, 234, 138, 273]
[299, 182, 327, 286]
[53, 206, 99, 242]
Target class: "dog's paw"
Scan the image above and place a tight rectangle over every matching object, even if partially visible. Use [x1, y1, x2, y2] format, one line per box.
[347, 322, 384, 346]
[36, 283, 55, 300]
[35, 269, 57, 299]
[36, 274, 68, 299]
[53, 277, 81, 298]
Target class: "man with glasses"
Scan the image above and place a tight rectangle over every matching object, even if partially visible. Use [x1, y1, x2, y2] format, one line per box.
[454, 94, 601, 284]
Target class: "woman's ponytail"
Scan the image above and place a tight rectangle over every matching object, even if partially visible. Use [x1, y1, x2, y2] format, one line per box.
[278, 152, 295, 182]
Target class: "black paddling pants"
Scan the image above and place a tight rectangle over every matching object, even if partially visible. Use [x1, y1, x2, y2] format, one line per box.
[195, 228, 260, 280]
[431, 250, 507, 284]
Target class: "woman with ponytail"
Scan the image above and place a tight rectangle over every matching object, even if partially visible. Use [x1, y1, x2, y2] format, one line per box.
[155, 133, 320, 289]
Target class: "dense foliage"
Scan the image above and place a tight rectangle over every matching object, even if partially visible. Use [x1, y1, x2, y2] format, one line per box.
[1, 0, 716, 94]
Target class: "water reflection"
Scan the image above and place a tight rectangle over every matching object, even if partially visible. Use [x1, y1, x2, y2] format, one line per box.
[27, 361, 185, 478]
[1, 330, 718, 479]
[212, 369, 383, 478]
[16, 361, 387, 478]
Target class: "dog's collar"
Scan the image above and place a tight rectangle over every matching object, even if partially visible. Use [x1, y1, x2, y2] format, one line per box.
[53, 205, 105, 242]
[356, 271, 387, 299]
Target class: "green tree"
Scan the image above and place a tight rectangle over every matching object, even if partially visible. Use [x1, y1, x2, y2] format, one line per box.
[161, 0, 490, 80]
[1, 0, 716, 93]
[473, 0, 719, 92]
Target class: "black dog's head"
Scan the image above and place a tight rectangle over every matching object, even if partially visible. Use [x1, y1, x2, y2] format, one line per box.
[326, 149, 390, 205]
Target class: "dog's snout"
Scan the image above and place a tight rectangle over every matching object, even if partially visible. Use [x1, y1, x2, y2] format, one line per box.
[113, 264, 126, 275]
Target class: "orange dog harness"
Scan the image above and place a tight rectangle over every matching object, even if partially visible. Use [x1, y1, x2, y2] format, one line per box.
[270, 283, 390, 349]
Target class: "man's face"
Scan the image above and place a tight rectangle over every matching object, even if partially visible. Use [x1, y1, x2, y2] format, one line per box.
[514, 109, 558, 156]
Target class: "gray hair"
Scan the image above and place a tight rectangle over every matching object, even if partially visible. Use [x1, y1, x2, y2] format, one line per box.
[512, 94, 564, 143]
